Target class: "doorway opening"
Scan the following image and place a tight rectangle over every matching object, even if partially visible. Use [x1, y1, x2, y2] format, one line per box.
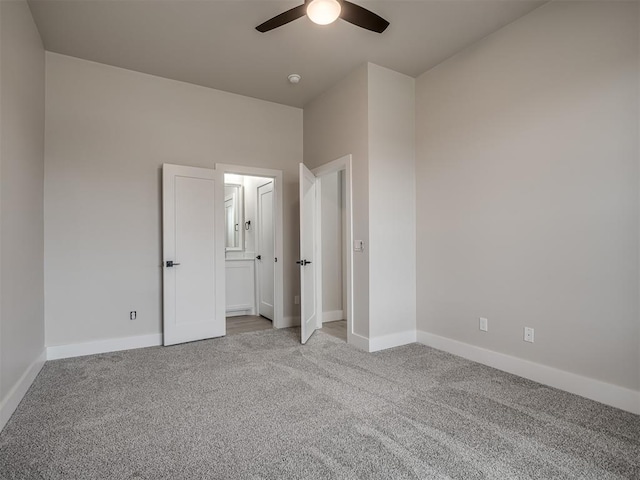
[217, 164, 285, 334]
[318, 169, 347, 342]
[299, 155, 354, 346]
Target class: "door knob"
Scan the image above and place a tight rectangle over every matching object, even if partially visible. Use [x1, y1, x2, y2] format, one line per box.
[165, 260, 181, 267]
[256, 255, 262, 260]
[296, 259, 312, 266]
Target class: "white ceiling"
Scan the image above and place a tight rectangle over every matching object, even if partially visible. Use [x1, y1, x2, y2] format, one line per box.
[28, 0, 546, 108]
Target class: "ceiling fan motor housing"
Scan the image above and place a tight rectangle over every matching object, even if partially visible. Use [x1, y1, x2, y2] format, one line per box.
[256, 0, 389, 34]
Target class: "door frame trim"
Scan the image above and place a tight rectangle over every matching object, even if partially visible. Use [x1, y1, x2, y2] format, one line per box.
[311, 155, 354, 346]
[215, 164, 284, 329]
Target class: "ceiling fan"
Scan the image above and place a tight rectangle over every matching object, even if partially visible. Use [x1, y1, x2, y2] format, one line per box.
[256, 0, 389, 34]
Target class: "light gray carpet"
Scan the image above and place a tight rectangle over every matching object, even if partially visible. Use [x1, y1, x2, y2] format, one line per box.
[1, 328, 639, 479]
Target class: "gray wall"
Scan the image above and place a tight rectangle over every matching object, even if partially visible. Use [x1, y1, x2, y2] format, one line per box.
[304, 64, 370, 338]
[0, 0, 45, 398]
[416, 1, 639, 390]
[367, 64, 416, 340]
[44, 53, 302, 347]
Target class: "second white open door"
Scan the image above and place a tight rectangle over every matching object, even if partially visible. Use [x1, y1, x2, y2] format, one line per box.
[299, 163, 320, 344]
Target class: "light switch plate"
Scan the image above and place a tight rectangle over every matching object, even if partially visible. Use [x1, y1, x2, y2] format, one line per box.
[479, 317, 488, 332]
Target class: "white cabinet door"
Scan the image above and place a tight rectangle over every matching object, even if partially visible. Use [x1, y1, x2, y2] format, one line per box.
[225, 260, 256, 316]
[162, 164, 225, 346]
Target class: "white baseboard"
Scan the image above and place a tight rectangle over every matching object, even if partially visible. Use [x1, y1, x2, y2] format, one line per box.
[417, 330, 640, 415]
[346, 330, 416, 353]
[1, 350, 46, 432]
[369, 330, 417, 352]
[47, 333, 163, 360]
[322, 310, 344, 323]
[347, 332, 370, 351]
[279, 316, 300, 328]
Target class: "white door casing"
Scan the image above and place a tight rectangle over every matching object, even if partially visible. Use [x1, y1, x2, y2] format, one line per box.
[300, 163, 321, 344]
[162, 164, 225, 346]
[257, 181, 275, 320]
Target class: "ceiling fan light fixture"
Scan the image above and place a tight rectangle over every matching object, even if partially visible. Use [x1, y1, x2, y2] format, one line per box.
[306, 0, 342, 25]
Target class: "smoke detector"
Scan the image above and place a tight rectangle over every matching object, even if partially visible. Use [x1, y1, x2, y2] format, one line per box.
[288, 74, 301, 84]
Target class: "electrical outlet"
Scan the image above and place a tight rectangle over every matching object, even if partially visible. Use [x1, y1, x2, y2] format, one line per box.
[294, 296, 300, 305]
[524, 327, 534, 343]
[130, 311, 137, 321]
[479, 317, 488, 332]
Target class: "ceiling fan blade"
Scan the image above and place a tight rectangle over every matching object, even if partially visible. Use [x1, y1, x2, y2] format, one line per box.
[340, 1, 389, 33]
[256, 4, 307, 32]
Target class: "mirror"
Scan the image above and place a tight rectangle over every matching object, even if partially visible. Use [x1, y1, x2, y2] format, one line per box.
[224, 184, 244, 251]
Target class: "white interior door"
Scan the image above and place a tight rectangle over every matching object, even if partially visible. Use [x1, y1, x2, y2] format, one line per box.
[300, 163, 320, 344]
[162, 164, 225, 346]
[257, 181, 275, 320]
